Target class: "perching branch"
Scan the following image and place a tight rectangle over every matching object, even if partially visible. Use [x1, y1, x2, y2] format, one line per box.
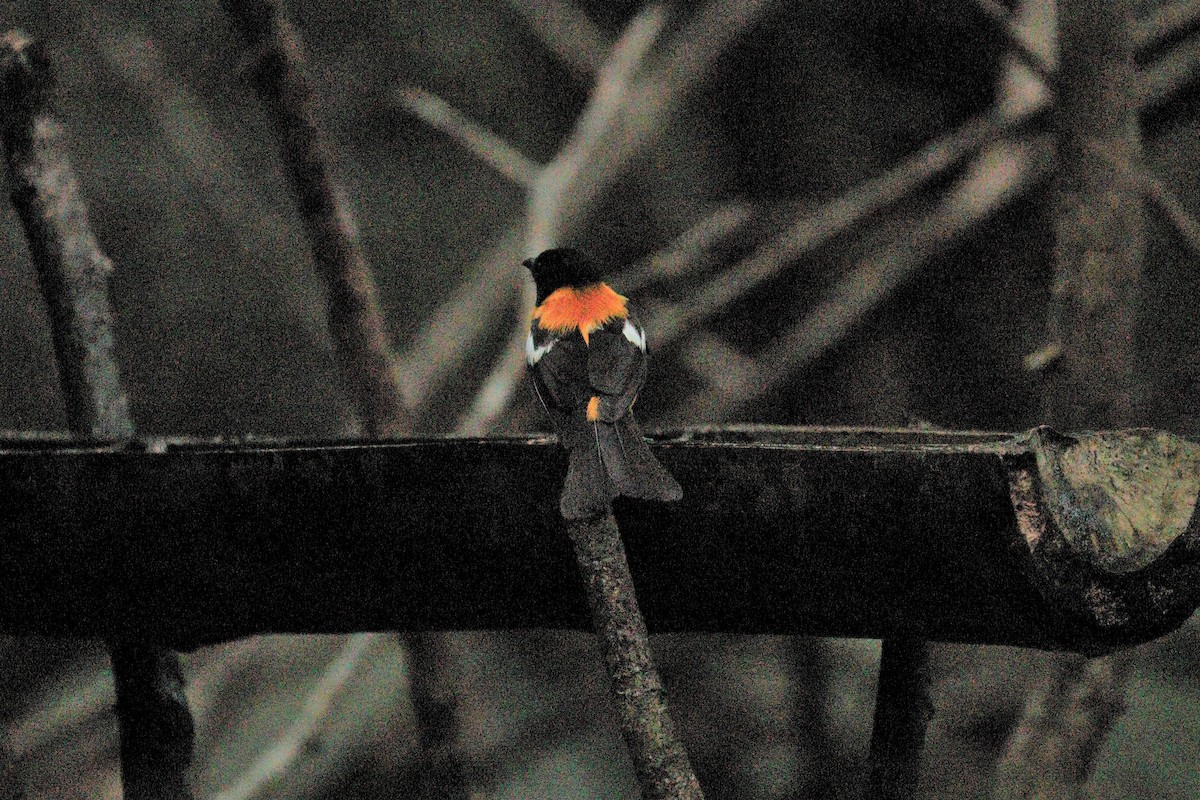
[0, 30, 194, 800]
[221, 0, 408, 437]
[567, 512, 705, 799]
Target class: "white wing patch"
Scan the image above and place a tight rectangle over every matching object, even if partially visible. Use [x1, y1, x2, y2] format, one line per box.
[622, 319, 646, 352]
[526, 332, 555, 366]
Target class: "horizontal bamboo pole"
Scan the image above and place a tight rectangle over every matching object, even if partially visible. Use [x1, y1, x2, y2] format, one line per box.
[0, 425, 1197, 654]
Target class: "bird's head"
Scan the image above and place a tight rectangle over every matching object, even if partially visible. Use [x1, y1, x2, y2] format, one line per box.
[523, 248, 602, 303]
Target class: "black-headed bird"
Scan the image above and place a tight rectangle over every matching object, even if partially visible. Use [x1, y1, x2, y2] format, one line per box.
[524, 248, 683, 519]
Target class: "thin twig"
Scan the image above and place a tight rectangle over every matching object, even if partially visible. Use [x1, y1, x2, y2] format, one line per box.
[0, 29, 194, 800]
[677, 133, 1052, 422]
[395, 86, 540, 188]
[213, 634, 377, 800]
[506, 0, 610, 78]
[649, 106, 1028, 346]
[862, 639, 933, 800]
[567, 511, 705, 800]
[971, 0, 1056, 86]
[222, 0, 408, 437]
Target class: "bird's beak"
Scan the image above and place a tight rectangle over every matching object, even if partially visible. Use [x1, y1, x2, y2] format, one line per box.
[521, 258, 535, 270]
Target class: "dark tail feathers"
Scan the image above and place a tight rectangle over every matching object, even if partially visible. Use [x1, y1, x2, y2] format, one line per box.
[560, 416, 683, 520]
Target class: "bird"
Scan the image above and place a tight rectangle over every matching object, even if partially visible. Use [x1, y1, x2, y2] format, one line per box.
[523, 247, 683, 520]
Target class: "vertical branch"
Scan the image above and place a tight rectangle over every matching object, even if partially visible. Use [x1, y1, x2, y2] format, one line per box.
[1043, 0, 1145, 428]
[220, 5, 459, 798]
[220, 0, 408, 437]
[997, 0, 1145, 796]
[0, 30, 194, 800]
[862, 639, 934, 800]
[567, 512, 705, 800]
[0, 33, 131, 439]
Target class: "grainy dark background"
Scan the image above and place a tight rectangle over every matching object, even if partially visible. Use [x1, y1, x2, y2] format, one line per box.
[1, 0, 1199, 798]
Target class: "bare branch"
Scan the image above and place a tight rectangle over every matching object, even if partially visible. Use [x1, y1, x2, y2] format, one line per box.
[0, 29, 194, 800]
[1133, 0, 1200, 49]
[971, 0, 1056, 86]
[395, 225, 525, 412]
[717, 136, 1047, 420]
[649, 108, 1025, 347]
[998, 2, 1145, 797]
[396, 86, 540, 188]
[67, 0, 331, 352]
[1087, 141, 1200, 267]
[506, 0, 610, 78]
[618, 201, 753, 294]
[993, 656, 1133, 799]
[1137, 32, 1200, 105]
[4, 427, 1200, 654]
[222, 0, 408, 437]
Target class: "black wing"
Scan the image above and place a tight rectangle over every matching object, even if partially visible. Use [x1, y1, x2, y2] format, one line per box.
[527, 323, 588, 416]
[587, 312, 648, 423]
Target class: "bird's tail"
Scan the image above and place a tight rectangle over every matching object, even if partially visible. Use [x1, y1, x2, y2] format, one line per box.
[559, 416, 682, 520]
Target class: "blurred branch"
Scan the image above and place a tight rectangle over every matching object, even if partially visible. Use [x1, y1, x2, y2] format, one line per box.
[222, 0, 408, 437]
[1044, 0, 1144, 429]
[998, 1, 1145, 797]
[993, 657, 1132, 799]
[1133, 0, 1200, 48]
[506, 0, 610, 77]
[1089, 142, 1200, 266]
[1137, 31, 1200, 104]
[971, 0, 1056, 86]
[566, 511, 705, 799]
[668, 3, 1200, 421]
[678, 134, 1050, 421]
[213, 634, 378, 800]
[396, 86, 540, 187]
[0, 29, 194, 800]
[649, 107, 1024, 346]
[69, 0, 329, 348]
[524, 4, 666, 254]
[862, 639, 933, 800]
[618, 201, 754, 294]
[395, 225, 524, 412]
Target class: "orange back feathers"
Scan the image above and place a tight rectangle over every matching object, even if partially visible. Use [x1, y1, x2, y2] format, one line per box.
[533, 283, 628, 345]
